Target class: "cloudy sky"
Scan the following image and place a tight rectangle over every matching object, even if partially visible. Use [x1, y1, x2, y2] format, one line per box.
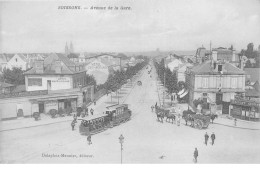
[0, 0, 260, 53]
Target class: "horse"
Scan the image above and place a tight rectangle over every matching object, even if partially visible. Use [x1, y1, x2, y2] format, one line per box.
[182, 110, 196, 126]
[156, 112, 164, 123]
[209, 114, 218, 123]
[165, 112, 176, 124]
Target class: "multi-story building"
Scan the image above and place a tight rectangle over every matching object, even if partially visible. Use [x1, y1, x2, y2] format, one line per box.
[24, 53, 87, 92]
[186, 57, 245, 114]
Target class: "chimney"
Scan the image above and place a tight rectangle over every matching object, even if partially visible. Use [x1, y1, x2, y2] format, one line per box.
[54, 60, 62, 73]
[212, 50, 217, 61]
[232, 49, 236, 62]
[240, 57, 244, 70]
[34, 60, 44, 73]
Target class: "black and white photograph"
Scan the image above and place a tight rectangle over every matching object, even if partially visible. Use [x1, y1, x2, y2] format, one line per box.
[0, 0, 260, 164]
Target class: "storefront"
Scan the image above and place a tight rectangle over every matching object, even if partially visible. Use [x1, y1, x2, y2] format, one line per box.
[230, 97, 260, 121]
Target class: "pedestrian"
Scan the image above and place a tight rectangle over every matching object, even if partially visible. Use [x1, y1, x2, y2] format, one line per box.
[86, 107, 89, 116]
[87, 135, 92, 145]
[193, 148, 198, 163]
[155, 102, 157, 108]
[151, 105, 154, 112]
[94, 100, 96, 105]
[204, 132, 209, 145]
[234, 118, 237, 126]
[177, 114, 181, 126]
[71, 120, 76, 131]
[211, 132, 216, 145]
[90, 108, 94, 115]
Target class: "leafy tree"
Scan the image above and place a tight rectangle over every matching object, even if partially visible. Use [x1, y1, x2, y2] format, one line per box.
[2, 67, 25, 85]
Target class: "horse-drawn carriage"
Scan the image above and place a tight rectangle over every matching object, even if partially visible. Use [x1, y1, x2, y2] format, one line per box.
[182, 109, 217, 129]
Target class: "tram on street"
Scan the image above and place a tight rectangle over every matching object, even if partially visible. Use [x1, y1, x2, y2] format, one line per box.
[79, 104, 132, 135]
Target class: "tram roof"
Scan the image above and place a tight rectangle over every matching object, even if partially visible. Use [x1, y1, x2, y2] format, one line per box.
[106, 104, 128, 110]
[79, 114, 107, 121]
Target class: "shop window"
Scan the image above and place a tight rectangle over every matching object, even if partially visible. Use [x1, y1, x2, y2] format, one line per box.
[28, 78, 42, 86]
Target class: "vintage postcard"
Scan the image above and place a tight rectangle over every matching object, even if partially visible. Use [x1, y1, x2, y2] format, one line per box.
[0, 0, 260, 164]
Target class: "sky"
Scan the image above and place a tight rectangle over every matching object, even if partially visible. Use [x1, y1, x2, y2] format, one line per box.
[0, 0, 260, 53]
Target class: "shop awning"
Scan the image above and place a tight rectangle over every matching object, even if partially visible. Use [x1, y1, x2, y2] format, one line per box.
[30, 95, 79, 102]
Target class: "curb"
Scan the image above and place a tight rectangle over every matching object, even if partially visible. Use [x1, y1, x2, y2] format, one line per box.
[213, 122, 260, 131]
[0, 119, 72, 132]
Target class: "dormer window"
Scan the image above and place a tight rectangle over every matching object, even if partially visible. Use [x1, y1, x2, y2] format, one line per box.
[218, 65, 222, 72]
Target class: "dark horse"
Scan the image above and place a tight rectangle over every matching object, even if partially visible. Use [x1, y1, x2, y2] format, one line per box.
[165, 112, 176, 124]
[182, 110, 196, 126]
[209, 114, 218, 123]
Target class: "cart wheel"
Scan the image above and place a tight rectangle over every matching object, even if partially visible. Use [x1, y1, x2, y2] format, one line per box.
[194, 119, 203, 129]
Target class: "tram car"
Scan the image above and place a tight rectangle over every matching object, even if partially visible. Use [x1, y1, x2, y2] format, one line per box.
[78, 104, 132, 136]
[105, 104, 132, 127]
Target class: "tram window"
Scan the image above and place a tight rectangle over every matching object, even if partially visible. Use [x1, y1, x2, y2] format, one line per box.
[106, 111, 110, 114]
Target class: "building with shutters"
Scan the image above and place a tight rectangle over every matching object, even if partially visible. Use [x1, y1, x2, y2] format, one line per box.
[186, 55, 245, 114]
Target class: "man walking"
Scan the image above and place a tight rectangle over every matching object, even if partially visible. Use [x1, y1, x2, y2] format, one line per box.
[71, 120, 76, 131]
[151, 105, 155, 112]
[204, 132, 209, 145]
[90, 108, 94, 115]
[211, 132, 216, 145]
[87, 135, 92, 145]
[193, 148, 198, 163]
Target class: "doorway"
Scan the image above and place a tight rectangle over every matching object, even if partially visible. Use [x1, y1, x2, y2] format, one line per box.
[216, 93, 223, 105]
[47, 80, 51, 90]
[39, 103, 45, 113]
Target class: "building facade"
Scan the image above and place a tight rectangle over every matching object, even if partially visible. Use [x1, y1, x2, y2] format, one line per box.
[186, 60, 245, 114]
[6, 54, 29, 70]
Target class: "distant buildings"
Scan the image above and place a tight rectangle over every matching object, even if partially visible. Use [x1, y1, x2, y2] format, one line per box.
[6, 54, 29, 71]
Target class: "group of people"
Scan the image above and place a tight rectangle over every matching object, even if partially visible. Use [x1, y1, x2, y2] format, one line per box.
[193, 132, 216, 163]
[204, 132, 216, 146]
[81, 107, 95, 117]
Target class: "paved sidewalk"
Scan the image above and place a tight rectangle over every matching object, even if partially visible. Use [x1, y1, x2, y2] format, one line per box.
[0, 69, 145, 132]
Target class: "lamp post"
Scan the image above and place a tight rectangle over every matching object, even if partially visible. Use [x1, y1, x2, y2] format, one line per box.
[119, 134, 124, 164]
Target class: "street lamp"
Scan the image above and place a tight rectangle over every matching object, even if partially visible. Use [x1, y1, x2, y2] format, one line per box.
[119, 134, 124, 164]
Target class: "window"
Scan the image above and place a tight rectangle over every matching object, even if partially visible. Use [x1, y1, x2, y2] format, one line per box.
[28, 78, 42, 86]
[231, 78, 237, 88]
[202, 77, 208, 88]
[203, 93, 207, 96]
[15, 58, 18, 62]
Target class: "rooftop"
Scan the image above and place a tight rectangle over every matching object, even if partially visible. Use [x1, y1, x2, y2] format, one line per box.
[190, 60, 244, 75]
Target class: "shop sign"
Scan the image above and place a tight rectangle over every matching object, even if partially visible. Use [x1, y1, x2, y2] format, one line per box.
[231, 99, 260, 107]
[52, 77, 70, 83]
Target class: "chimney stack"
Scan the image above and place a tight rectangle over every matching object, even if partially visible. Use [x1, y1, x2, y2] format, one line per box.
[212, 50, 217, 61]
[54, 60, 62, 73]
[34, 60, 44, 73]
[240, 57, 244, 70]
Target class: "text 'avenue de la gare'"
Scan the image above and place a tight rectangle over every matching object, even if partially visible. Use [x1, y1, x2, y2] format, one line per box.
[58, 6, 131, 10]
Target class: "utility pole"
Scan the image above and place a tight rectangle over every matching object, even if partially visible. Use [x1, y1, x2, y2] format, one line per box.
[163, 57, 166, 107]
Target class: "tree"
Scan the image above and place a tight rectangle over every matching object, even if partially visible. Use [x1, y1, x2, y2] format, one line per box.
[2, 67, 25, 85]
[178, 81, 186, 90]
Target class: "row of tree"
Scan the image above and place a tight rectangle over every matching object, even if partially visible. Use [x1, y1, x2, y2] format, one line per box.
[242, 43, 260, 68]
[153, 59, 188, 102]
[98, 58, 149, 93]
